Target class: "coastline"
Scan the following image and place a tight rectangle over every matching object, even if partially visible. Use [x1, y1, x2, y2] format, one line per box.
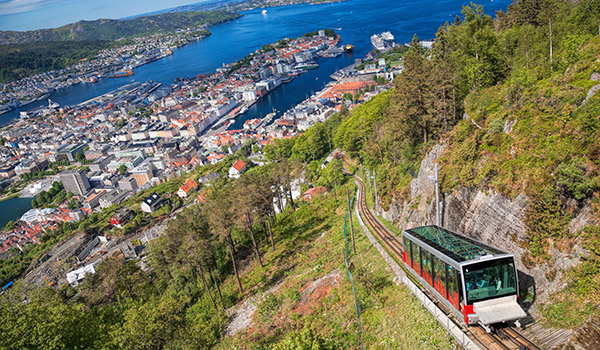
[0, 13, 243, 123]
[0, 31, 214, 121]
[0, 193, 21, 203]
[230, 0, 347, 13]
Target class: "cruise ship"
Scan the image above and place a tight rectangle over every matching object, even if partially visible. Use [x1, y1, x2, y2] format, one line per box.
[371, 31, 395, 52]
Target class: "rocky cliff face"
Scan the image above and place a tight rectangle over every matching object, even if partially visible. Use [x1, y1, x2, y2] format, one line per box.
[381, 143, 592, 312]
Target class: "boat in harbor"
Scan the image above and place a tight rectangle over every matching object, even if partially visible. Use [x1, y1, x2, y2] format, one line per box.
[48, 99, 59, 109]
[280, 75, 294, 83]
[262, 111, 277, 125]
[294, 62, 319, 70]
[108, 70, 134, 78]
[319, 46, 344, 58]
[345, 43, 354, 52]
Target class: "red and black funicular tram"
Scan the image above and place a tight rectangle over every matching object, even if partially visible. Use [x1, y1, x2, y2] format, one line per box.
[402, 225, 526, 329]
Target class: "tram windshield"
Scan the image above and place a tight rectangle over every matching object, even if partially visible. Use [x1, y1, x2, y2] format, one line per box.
[462, 257, 517, 304]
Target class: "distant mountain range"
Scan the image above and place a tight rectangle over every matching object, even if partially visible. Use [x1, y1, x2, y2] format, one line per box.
[0, 10, 242, 45]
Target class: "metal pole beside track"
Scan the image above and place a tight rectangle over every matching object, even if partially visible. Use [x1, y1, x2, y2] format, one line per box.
[353, 175, 482, 350]
[347, 188, 356, 254]
[435, 163, 440, 226]
[373, 170, 379, 214]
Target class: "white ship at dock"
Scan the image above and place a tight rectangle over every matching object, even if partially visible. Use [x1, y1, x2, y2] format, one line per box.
[371, 31, 395, 52]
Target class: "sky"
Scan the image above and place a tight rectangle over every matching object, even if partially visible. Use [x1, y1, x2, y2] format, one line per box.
[0, 0, 208, 31]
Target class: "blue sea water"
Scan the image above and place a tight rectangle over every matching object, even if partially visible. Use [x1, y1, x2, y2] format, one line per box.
[0, 197, 32, 229]
[0, 0, 511, 128]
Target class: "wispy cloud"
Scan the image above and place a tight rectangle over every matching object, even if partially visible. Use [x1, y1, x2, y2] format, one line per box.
[0, 0, 49, 15]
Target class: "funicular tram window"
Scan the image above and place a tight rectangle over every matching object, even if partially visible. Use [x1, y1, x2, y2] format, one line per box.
[422, 250, 433, 286]
[447, 265, 460, 309]
[433, 256, 447, 299]
[410, 242, 419, 271]
[418, 246, 423, 276]
[463, 257, 517, 304]
[403, 237, 411, 265]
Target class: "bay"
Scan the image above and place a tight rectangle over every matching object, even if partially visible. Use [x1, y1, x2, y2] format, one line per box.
[0, 197, 33, 229]
[0, 0, 511, 128]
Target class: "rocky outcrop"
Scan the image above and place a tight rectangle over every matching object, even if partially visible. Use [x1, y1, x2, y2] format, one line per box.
[381, 144, 591, 309]
[580, 72, 600, 106]
[554, 313, 600, 350]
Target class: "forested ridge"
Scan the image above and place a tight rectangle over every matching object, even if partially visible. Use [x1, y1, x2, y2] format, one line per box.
[2, 1, 600, 348]
[0, 10, 241, 83]
[0, 41, 120, 83]
[0, 10, 241, 45]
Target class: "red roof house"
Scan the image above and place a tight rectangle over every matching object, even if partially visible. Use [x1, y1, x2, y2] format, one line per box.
[177, 178, 199, 198]
[228, 160, 247, 179]
[302, 186, 327, 202]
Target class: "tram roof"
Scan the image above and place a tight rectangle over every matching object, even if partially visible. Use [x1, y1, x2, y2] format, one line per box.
[403, 225, 508, 263]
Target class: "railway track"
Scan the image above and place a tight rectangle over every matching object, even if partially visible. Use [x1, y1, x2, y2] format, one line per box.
[350, 173, 541, 350]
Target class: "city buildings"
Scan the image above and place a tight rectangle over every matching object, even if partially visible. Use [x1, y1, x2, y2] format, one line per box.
[59, 170, 91, 196]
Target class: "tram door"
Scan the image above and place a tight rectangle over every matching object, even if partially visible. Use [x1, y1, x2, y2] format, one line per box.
[411, 242, 420, 275]
[447, 265, 460, 310]
[422, 250, 433, 286]
[403, 237, 411, 267]
[433, 257, 447, 300]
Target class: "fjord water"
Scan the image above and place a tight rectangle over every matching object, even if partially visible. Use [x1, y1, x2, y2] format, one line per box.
[1, 0, 511, 127]
[0, 197, 32, 229]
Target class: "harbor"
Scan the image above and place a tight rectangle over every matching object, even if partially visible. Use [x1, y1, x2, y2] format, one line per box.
[0, 0, 513, 129]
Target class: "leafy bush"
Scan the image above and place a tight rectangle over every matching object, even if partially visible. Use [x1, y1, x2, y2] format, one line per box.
[487, 117, 505, 134]
[273, 327, 336, 350]
[257, 294, 280, 322]
[524, 186, 570, 257]
[557, 159, 594, 200]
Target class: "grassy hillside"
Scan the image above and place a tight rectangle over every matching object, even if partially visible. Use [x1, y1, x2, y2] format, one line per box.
[316, 0, 600, 330]
[0, 165, 455, 348]
[437, 35, 600, 329]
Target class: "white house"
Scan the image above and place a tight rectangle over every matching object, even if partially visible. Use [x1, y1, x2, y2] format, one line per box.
[141, 193, 163, 213]
[228, 159, 247, 179]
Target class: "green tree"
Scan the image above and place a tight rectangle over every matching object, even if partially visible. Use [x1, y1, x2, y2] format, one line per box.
[68, 198, 81, 210]
[319, 159, 344, 206]
[557, 159, 594, 201]
[206, 185, 243, 294]
[75, 152, 86, 163]
[232, 173, 266, 267]
[109, 295, 188, 349]
[264, 137, 295, 161]
[0, 286, 104, 349]
[4, 220, 15, 231]
[525, 186, 570, 257]
[177, 206, 222, 313]
[118, 164, 128, 175]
